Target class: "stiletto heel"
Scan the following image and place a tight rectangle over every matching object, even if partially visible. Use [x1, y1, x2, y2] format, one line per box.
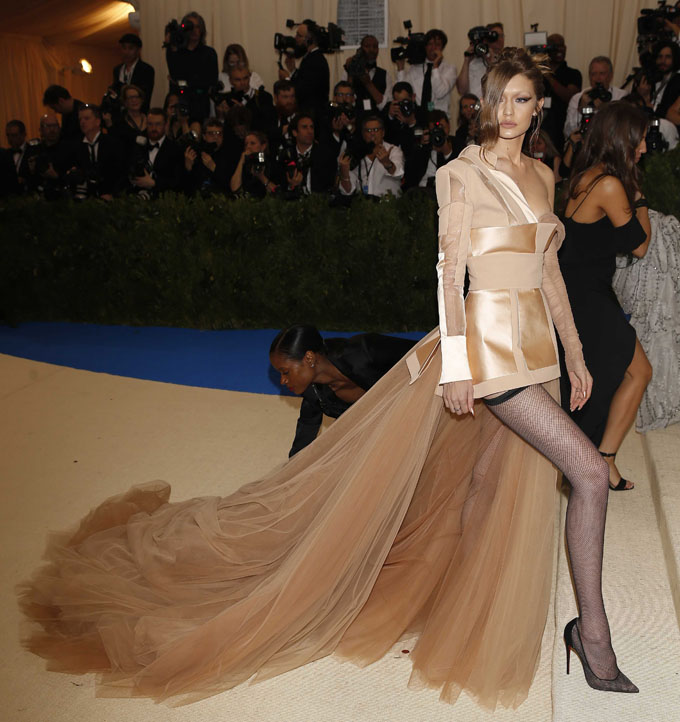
[563, 618, 638, 693]
[600, 451, 634, 491]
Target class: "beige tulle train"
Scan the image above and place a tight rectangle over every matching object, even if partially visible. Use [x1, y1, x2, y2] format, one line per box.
[18, 332, 559, 709]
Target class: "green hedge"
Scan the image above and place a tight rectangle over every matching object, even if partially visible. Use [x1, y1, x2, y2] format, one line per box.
[0, 192, 439, 331]
[2, 147, 678, 332]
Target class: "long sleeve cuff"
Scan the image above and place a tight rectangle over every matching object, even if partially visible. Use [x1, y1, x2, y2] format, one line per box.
[439, 334, 472, 385]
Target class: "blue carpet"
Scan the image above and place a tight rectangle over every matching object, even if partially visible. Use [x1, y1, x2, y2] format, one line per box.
[0, 322, 426, 395]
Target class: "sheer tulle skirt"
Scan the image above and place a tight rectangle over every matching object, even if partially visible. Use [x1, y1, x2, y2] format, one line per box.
[18, 337, 559, 709]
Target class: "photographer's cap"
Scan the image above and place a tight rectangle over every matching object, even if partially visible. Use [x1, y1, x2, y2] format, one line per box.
[119, 33, 142, 48]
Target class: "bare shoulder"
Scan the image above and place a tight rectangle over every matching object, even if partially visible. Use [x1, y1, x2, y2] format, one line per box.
[527, 156, 554, 199]
[591, 174, 627, 200]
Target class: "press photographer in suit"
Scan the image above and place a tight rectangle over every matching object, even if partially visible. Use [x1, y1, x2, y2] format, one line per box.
[278, 20, 330, 121]
[282, 113, 337, 195]
[68, 105, 124, 200]
[113, 34, 155, 113]
[404, 110, 456, 191]
[344, 34, 389, 112]
[183, 118, 232, 195]
[130, 108, 183, 196]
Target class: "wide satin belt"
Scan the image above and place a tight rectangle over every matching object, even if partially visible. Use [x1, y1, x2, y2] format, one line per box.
[467, 253, 543, 292]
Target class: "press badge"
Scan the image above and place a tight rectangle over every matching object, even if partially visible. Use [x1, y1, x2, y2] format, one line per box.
[362, 184, 369, 194]
[363, 99, 372, 111]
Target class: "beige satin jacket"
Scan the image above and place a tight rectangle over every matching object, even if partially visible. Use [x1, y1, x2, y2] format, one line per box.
[408, 145, 583, 399]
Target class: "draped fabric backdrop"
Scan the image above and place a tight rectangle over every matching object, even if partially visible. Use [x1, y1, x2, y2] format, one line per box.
[140, 0, 649, 111]
[0, 0, 655, 140]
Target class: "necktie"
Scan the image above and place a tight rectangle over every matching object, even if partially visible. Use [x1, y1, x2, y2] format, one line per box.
[421, 62, 433, 110]
[436, 151, 446, 168]
[88, 143, 97, 164]
[148, 143, 159, 150]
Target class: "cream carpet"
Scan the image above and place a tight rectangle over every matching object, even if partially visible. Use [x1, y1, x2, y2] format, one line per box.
[2, 353, 678, 722]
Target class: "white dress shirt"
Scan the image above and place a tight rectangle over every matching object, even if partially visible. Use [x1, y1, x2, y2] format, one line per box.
[118, 59, 139, 86]
[147, 134, 166, 166]
[419, 147, 455, 187]
[563, 86, 627, 138]
[397, 61, 457, 115]
[467, 56, 487, 99]
[340, 141, 404, 197]
[82, 132, 102, 162]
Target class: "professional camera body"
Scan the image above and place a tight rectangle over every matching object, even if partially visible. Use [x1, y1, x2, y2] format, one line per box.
[588, 83, 613, 103]
[467, 26, 499, 58]
[274, 19, 344, 58]
[177, 130, 217, 156]
[415, 122, 447, 149]
[346, 49, 369, 77]
[398, 98, 416, 117]
[391, 21, 427, 65]
[244, 151, 268, 175]
[329, 101, 356, 121]
[164, 19, 195, 50]
[100, 85, 122, 117]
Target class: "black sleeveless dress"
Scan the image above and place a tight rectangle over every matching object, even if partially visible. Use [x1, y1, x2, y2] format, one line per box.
[558, 213, 646, 444]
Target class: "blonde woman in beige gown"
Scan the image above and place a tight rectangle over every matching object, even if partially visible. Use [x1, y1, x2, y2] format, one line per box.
[18, 49, 637, 709]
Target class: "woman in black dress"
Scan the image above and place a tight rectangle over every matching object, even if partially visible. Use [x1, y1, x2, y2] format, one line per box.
[559, 102, 652, 489]
[269, 325, 416, 456]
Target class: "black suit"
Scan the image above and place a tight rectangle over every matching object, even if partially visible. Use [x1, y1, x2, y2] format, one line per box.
[60, 99, 86, 143]
[0, 148, 21, 197]
[292, 49, 330, 119]
[72, 133, 125, 196]
[112, 60, 155, 112]
[656, 72, 680, 120]
[241, 88, 277, 132]
[289, 333, 417, 456]
[146, 137, 183, 194]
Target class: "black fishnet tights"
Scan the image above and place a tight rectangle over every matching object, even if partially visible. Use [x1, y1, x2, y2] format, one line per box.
[485, 384, 619, 680]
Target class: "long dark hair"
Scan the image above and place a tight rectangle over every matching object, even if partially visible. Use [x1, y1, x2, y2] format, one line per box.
[478, 47, 549, 152]
[568, 101, 648, 208]
[270, 325, 326, 360]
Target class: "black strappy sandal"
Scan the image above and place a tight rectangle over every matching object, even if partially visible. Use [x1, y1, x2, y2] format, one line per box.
[600, 451, 634, 491]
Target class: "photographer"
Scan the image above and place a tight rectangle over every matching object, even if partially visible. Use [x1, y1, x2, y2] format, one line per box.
[68, 105, 124, 200]
[5, 120, 29, 191]
[338, 114, 404, 198]
[42, 85, 86, 142]
[163, 92, 191, 140]
[623, 90, 678, 150]
[218, 43, 265, 94]
[647, 41, 680, 119]
[451, 93, 479, 156]
[183, 118, 231, 195]
[219, 65, 275, 132]
[278, 20, 330, 120]
[129, 108, 183, 196]
[323, 81, 359, 158]
[404, 110, 455, 190]
[113, 34, 154, 113]
[383, 82, 420, 156]
[165, 12, 218, 123]
[344, 34, 389, 112]
[230, 131, 279, 198]
[563, 56, 625, 138]
[268, 80, 298, 153]
[542, 34, 582, 151]
[395, 29, 457, 115]
[456, 22, 505, 98]
[280, 113, 336, 194]
[24, 113, 73, 197]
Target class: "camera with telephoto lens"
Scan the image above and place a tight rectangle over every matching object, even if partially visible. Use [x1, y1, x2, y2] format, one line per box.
[587, 83, 613, 104]
[467, 26, 499, 58]
[646, 116, 669, 152]
[164, 18, 195, 50]
[398, 98, 416, 117]
[329, 101, 356, 121]
[579, 105, 596, 134]
[429, 122, 447, 147]
[391, 21, 427, 65]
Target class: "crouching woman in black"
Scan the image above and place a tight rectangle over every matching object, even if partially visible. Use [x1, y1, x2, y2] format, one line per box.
[270, 325, 416, 456]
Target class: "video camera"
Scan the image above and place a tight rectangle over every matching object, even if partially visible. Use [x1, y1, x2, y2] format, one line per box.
[274, 19, 344, 60]
[466, 26, 499, 58]
[164, 18, 196, 50]
[524, 26, 558, 56]
[637, 1, 680, 56]
[391, 21, 427, 65]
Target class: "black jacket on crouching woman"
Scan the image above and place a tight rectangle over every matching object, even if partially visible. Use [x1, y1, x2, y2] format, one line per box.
[289, 333, 417, 456]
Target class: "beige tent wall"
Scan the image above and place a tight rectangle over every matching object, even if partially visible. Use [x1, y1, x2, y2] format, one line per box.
[140, 0, 650, 116]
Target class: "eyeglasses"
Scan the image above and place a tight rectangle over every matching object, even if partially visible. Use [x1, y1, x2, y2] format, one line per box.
[126, 94, 141, 99]
[335, 92, 354, 99]
[364, 127, 382, 133]
[205, 130, 223, 136]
